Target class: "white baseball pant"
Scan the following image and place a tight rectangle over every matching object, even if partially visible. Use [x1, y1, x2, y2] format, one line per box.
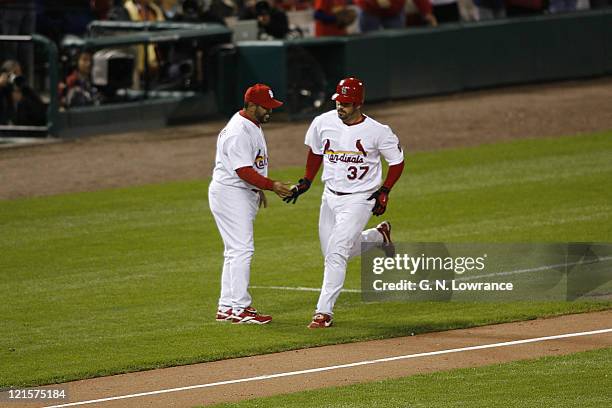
[316, 188, 383, 315]
[208, 181, 260, 313]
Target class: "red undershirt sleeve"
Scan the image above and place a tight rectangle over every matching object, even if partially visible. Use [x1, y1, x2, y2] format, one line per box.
[304, 149, 323, 181]
[235, 167, 275, 191]
[382, 161, 404, 190]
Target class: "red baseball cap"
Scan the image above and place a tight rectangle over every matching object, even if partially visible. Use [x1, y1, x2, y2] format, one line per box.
[244, 84, 283, 110]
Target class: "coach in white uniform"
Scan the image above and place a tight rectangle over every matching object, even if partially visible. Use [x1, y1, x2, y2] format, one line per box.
[209, 84, 292, 325]
[285, 77, 405, 328]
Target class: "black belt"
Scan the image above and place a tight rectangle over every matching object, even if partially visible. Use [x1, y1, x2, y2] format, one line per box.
[327, 187, 353, 196]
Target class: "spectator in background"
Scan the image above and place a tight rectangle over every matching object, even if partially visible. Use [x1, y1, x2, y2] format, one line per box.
[0, 61, 19, 125]
[356, 0, 406, 32]
[405, 0, 438, 26]
[0, 59, 46, 127]
[111, 0, 165, 77]
[255, 1, 290, 39]
[473, 0, 505, 19]
[0, 59, 23, 80]
[313, 0, 357, 36]
[0, 60, 24, 118]
[60, 51, 100, 108]
[112, 0, 166, 22]
[431, 0, 460, 23]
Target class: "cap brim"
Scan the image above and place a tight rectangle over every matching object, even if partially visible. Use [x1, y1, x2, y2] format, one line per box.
[260, 99, 283, 109]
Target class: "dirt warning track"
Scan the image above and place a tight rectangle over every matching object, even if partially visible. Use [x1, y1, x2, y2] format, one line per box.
[1, 78, 612, 200]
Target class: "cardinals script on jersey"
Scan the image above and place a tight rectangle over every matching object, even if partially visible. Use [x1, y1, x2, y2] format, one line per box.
[305, 110, 403, 194]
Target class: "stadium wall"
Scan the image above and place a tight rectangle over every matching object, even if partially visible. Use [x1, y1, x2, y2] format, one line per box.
[232, 9, 612, 112]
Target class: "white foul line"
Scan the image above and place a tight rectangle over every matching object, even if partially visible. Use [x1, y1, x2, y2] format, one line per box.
[250, 285, 361, 293]
[457, 255, 612, 282]
[43, 328, 612, 408]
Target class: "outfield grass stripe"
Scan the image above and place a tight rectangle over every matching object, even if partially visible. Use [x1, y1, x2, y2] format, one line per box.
[42, 328, 612, 408]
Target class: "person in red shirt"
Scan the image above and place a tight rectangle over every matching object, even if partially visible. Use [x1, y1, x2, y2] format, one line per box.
[355, 0, 406, 32]
[313, 0, 356, 37]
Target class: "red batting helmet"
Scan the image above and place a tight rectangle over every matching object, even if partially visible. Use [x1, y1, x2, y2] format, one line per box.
[331, 77, 364, 105]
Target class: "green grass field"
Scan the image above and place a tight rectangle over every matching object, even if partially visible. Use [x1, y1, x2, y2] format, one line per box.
[208, 347, 612, 408]
[1, 132, 611, 388]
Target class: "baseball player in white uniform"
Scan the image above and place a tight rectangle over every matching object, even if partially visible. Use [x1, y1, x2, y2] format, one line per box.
[209, 83, 292, 324]
[284, 77, 405, 328]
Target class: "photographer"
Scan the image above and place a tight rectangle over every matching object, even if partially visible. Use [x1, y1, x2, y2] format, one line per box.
[0, 60, 46, 127]
[0, 60, 21, 125]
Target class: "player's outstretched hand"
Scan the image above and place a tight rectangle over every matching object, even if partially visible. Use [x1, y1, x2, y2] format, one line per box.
[283, 178, 311, 204]
[272, 181, 293, 199]
[367, 186, 390, 216]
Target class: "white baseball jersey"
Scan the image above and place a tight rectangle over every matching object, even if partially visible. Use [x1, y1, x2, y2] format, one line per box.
[305, 110, 404, 193]
[212, 111, 269, 189]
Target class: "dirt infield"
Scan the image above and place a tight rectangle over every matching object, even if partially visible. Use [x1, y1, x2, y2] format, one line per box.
[1, 78, 612, 200]
[4, 311, 611, 408]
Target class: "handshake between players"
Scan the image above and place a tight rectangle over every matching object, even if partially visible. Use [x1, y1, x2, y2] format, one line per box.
[209, 78, 403, 327]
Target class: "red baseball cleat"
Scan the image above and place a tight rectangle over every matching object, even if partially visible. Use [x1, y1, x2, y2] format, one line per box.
[376, 221, 395, 257]
[376, 221, 392, 244]
[231, 306, 272, 324]
[215, 307, 233, 322]
[307, 313, 333, 329]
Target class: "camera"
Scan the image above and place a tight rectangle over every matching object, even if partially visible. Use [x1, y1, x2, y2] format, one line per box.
[8, 73, 26, 87]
